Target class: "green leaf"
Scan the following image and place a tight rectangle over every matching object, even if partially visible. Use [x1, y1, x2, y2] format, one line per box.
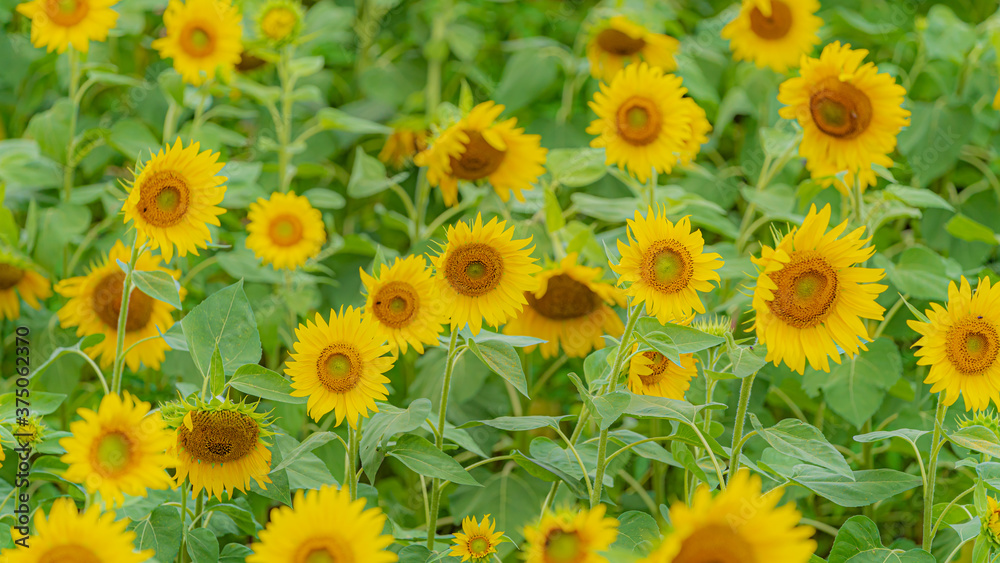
[828, 515, 934, 563]
[185, 528, 219, 563]
[547, 148, 608, 188]
[450, 469, 548, 545]
[464, 415, 566, 432]
[269, 432, 340, 474]
[316, 107, 393, 135]
[131, 269, 182, 310]
[466, 338, 529, 398]
[387, 434, 481, 487]
[87, 70, 146, 89]
[181, 280, 262, 377]
[28, 334, 106, 382]
[899, 293, 930, 324]
[204, 502, 260, 535]
[130, 506, 182, 563]
[511, 449, 588, 498]
[853, 429, 929, 445]
[625, 394, 714, 424]
[803, 338, 902, 428]
[725, 338, 767, 379]
[885, 185, 954, 211]
[897, 102, 974, 188]
[543, 186, 565, 232]
[108, 118, 160, 162]
[635, 332, 682, 366]
[208, 346, 225, 397]
[0, 391, 67, 420]
[750, 415, 853, 480]
[636, 318, 725, 353]
[788, 467, 921, 508]
[610, 511, 660, 553]
[302, 187, 346, 210]
[347, 147, 407, 198]
[949, 426, 1000, 458]
[227, 364, 305, 404]
[946, 213, 998, 245]
[360, 399, 432, 480]
[220, 544, 254, 563]
[288, 56, 325, 78]
[493, 50, 558, 112]
[882, 246, 958, 301]
[158, 69, 184, 105]
[590, 392, 631, 431]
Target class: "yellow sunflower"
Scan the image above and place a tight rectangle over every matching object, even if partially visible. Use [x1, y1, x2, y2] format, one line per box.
[360, 255, 447, 355]
[122, 138, 227, 263]
[15, 0, 119, 54]
[721, 0, 822, 73]
[778, 42, 910, 193]
[611, 208, 723, 324]
[379, 123, 429, 168]
[56, 240, 181, 372]
[248, 485, 397, 563]
[908, 277, 1000, 412]
[504, 253, 625, 359]
[451, 514, 505, 562]
[246, 191, 326, 270]
[751, 204, 886, 374]
[628, 317, 698, 400]
[14, 415, 47, 448]
[414, 101, 548, 206]
[286, 306, 394, 427]
[523, 505, 619, 563]
[588, 62, 710, 183]
[60, 392, 175, 507]
[586, 15, 679, 82]
[152, 0, 243, 86]
[256, 0, 302, 45]
[429, 214, 541, 335]
[985, 496, 1000, 546]
[0, 252, 51, 321]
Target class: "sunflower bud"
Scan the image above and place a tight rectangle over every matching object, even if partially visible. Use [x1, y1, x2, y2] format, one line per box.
[257, 0, 304, 46]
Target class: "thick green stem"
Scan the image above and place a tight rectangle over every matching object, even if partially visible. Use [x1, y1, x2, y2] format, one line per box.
[348, 418, 362, 501]
[651, 418, 665, 512]
[277, 46, 297, 193]
[110, 234, 141, 394]
[728, 373, 758, 481]
[922, 395, 948, 551]
[426, 329, 459, 550]
[63, 46, 81, 203]
[178, 482, 190, 563]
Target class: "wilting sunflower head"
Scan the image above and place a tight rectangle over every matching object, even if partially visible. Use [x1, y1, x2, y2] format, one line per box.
[451, 513, 505, 562]
[585, 15, 679, 82]
[152, 0, 244, 86]
[379, 121, 429, 168]
[15, 0, 119, 54]
[360, 255, 447, 355]
[721, 0, 822, 72]
[246, 191, 326, 270]
[256, 0, 303, 45]
[523, 504, 620, 563]
[13, 415, 47, 447]
[984, 497, 1000, 548]
[0, 251, 51, 321]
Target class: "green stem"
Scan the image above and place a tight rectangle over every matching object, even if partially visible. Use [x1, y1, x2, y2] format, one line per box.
[728, 373, 758, 481]
[110, 234, 141, 394]
[922, 395, 948, 551]
[646, 168, 658, 208]
[277, 46, 297, 193]
[63, 46, 81, 203]
[190, 82, 211, 140]
[426, 328, 459, 550]
[348, 417, 362, 501]
[163, 98, 179, 145]
[651, 418, 665, 511]
[177, 482, 190, 563]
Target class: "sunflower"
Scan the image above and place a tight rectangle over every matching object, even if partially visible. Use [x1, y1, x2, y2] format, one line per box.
[751, 204, 886, 375]
[163, 397, 274, 500]
[611, 208, 723, 324]
[430, 214, 541, 335]
[14, 415, 47, 448]
[248, 485, 397, 563]
[379, 123, 429, 168]
[588, 63, 710, 183]
[908, 277, 1000, 412]
[256, 0, 302, 45]
[451, 514, 505, 562]
[360, 255, 447, 355]
[984, 496, 1000, 547]
[286, 306, 394, 427]
[721, 0, 822, 73]
[122, 139, 227, 263]
[778, 42, 910, 193]
[246, 191, 326, 270]
[586, 15, 679, 82]
[628, 317, 698, 400]
[0, 252, 51, 321]
[504, 253, 625, 359]
[60, 392, 174, 507]
[523, 505, 619, 563]
[152, 0, 243, 86]
[15, 0, 119, 54]
[414, 101, 547, 206]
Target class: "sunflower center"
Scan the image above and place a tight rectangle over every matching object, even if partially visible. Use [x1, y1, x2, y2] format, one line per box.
[640, 240, 694, 294]
[372, 281, 419, 329]
[616, 96, 662, 146]
[92, 271, 156, 332]
[809, 78, 873, 140]
[91, 431, 133, 477]
[450, 131, 506, 181]
[316, 344, 364, 393]
[294, 538, 354, 563]
[595, 28, 646, 56]
[946, 317, 1000, 375]
[136, 170, 192, 228]
[544, 530, 584, 563]
[638, 351, 670, 386]
[178, 410, 260, 464]
[268, 214, 305, 247]
[262, 8, 297, 40]
[673, 524, 754, 563]
[43, 0, 90, 27]
[0, 263, 25, 290]
[527, 273, 601, 320]
[766, 251, 839, 329]
[181, 24, 217, 57]
[469, 537, 491, 557]
[444, 243, 505, 297]
[749, 0, 793, 40]
[37, 545, 101, 563]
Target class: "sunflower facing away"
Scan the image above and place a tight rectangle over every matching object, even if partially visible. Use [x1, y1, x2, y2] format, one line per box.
[588, 62, 711, 183]
[504, 253, 625, 359]
[246, 191, 326, 270]
[248, 485, 397, 563]
[122, 139, 227, 263]
[379, 120, 429, 168]
[60, 392, 175, 507]
[0, 252, 51, 321]
[360, 255, 447, 355]
[586, 15, 679, 82]
[451, 514, 505, 562]
[286, 306, 394, 426]
[751, 204, 886, 374]
[721, 0, 822, 73]
[16, 0, 119, 54]
[612, 208, 723, 324]
[152, 0, 243, 86]
[415, 101, 547, 206]
[908, 276, 1000, 411]
[628, 317, 699, 400]
[430, 214, 541, 335]
[523, 505, 619, 563]
[778, 41, 910, 193]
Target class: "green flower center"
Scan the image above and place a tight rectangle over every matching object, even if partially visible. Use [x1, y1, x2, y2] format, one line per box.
[545, 530, 582, 563]
[93, 431, 132, 476]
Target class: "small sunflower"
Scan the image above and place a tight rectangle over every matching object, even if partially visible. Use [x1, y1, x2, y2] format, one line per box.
[721, 0, 822, 73]
[586, 15, 679, 82]
[256, 0, 302, 45]
[523, 505, 619, 563]
[246, 191, 326, 270]
[13, 415, 47, 448]
[778, 42, 910, 193]
[430, 214, 541, 335]
[628, 317, 698, 400]
[122, 139, 227, 263]
[611, 208, 723, 324]
[286, 306, 394, 427]
[0, 252, 51, 321]
[152, 0, 243, 86]
[15, 0, 119, 54]
[451, 514, 505, 562]
[414, 101, 547, 206]
[504, 253, 625, 359]
[379, 123, 429, 168]
[984, 496, 1000, 548]
[360, 255, 447, 355]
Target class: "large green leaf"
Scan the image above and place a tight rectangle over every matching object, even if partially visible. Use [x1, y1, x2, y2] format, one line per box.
[181, 280, 262, 377]
[360, 399, 432, 480]
[387, 434, 481, 486]
[788, 467, 921, 508]
[803, 338, 902, 429]
[750, 415, 853, 480]
[227, 364, 305, 404]
[828, 515, 934, 563]
[466, 338, 529, 398]
[129, 506, 182, 563]
[131, 269, 182, 309]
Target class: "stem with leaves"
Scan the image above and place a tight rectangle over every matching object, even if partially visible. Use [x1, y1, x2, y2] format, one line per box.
[63, 47, 82, 203]
[110, 233, 142, 394]
[426, 328, 460, 550]
[728, 372, 757, 481]
[277, 46, 298, 193]
[922, 395, 949, 551]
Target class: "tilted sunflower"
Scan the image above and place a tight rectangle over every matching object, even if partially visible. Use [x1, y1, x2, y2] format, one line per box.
[152, 0, 243, 86]
[430, 214, 541, 335]
[286, 306, 394, 426]
[451, 514, 505, 562]
[778, 42, 910, 193]
[414, 101, 547, 206]
[256, 0, 303, 45]
[504, 253, 625, 359]
[611, 208, 723, 324]
[60, 392, 175, 507]
[586, 15, 679, 82]
[0, 251, 51, 321]
[379, 122, 429, 168]
[246, 191, 326, 270]
[523, 505, 619, 563]
[15, 0, 119, 54]
[122, 139, 227, 263]
[360, 255, 447, 355]
[248, 485, 397, 563]
[628, 316, 698, 400]
[751, 204, 886, 374]
[721, 0, 822, 73]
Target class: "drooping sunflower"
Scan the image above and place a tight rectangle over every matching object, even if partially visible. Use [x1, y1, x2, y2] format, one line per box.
[414, 101, 547, 206]
[60, 392, 175, 507]
[778, 42, 910, 193]
[122, 138, 227, 263]
[451, 514, 505, 562]
[248, 485, 397, 563]
[163, 397, 274, 500]
[379, 122, 429, 168]
[56, 241, 181, 372]
[15, 0, 119, 54]
[430, 214, 541, 335]
[246, 191, 326, 270]
[360, 255, 447, 355]
[286, 306, 394, 426]
[586, 15, 679, 82]
[0, 252, 51, 321]
[504, 253, 625, 359]
[611, 208, 723, 324]
[628, 317, 698, 400]
[908, 277, 1000, 412]
[721, 0, 822, 73]
[523, 505, 619, 563]
[256, 0, 303, 45]
[751, 204, 886, 375]
[152, 0, 243, 86]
